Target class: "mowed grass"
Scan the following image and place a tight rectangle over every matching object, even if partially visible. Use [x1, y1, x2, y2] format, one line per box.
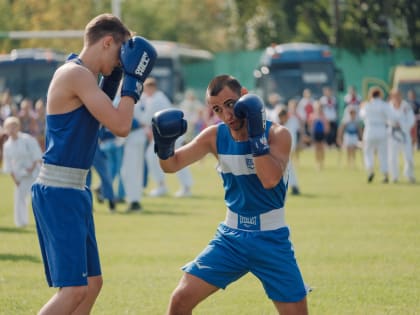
[0, 148, 419, 315]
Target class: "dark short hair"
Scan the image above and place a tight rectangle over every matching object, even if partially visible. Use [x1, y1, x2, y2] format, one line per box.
[207, 75, 242, 97]
[368, 86, 383, 99]
[84, 13, 131, 45]
[278, 108, 288, 116]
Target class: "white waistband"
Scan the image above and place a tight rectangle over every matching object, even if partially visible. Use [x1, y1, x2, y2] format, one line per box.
[36, 163, 88, 190]
[224, 208, 286, 231]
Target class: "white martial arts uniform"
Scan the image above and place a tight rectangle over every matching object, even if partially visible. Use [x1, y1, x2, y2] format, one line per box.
[120, 100, 147, 204]
[359, 98, 394, 177]
[285, 116, 301, 190]
[2, 132, 42, 227]
[142, 90, 193, 195]
[387, 100, 416, 182]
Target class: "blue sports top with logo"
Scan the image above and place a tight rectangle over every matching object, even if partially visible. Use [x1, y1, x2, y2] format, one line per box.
[216, 120, 288, 215]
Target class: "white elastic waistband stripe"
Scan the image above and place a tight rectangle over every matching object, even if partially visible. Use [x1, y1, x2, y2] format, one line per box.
[224, 208, 286, 231]
[36, 163, 88, 190]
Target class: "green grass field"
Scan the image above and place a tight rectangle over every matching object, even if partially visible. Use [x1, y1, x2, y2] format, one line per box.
[1, 149, 419, 315]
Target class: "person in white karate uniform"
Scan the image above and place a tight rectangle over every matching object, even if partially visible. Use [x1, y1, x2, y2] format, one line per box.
[359, 86, 394, 183]
[142, 78, 193, 197]
[2, 116, 42, 227]
[387, 88, 416, 183]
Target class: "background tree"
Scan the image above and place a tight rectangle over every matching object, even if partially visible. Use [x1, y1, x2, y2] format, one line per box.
[0, 0, 417, 57]
[401, 0, 420, 59]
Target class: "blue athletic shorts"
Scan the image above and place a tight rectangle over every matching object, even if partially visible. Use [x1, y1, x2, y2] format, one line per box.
[182, 223, 307, 303]
[31, 183, 101, 287]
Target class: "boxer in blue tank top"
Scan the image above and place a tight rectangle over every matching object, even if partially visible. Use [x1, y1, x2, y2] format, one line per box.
[30, 14, 157, 314]
[152, 75, 309, 315]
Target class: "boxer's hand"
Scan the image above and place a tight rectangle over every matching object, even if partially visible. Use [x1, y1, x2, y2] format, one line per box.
[120, 36, 157, 102]
[99, 67, 123, 100]
[152, 109, 187, 160]
[234, 94, 269, 156]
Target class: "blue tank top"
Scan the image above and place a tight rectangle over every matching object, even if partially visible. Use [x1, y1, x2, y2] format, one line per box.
[345, 120, 359, 135]
[43, 106, 99, 169]
[313, 118, 325, 134]
[216, 121, 288, 215]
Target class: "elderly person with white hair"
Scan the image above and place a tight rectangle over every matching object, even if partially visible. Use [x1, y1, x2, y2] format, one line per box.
[2, 116, 42, 227]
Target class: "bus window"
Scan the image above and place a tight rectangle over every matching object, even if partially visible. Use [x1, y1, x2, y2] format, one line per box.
[255, 43, 343, 104]
[150, 55, 183, 103]
[0, 45, 213, 105]
[0, 49, 65, 101]
[150, 41, 212, 104]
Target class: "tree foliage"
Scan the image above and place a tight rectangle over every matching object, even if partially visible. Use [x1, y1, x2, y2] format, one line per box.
[0, 0, 418, 57]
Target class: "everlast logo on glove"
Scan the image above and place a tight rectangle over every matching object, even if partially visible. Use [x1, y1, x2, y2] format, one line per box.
[135, 52, 150, 77]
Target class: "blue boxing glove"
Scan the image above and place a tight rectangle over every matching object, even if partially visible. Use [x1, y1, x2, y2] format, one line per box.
[234, 94, 270, 157]
[99, 67, 123, 100]
[120, 36, 157, 102]
[152, 109, 187, 160]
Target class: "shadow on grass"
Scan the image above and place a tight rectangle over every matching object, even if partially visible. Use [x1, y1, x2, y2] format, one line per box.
[0, 253, 41, 263]
[0, 226, 34, 234]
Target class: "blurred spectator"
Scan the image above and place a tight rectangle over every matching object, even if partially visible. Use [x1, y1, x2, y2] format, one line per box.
[18, 98, 38, 136]
[142, 78, 193, 198]
[2, 116, 42, 227]
[266, 92, 283, 123]
[406, 89, 420, 149]
[1, 90, 17, 126]
[344, 85, 362, 108]
[387, 89, 416, 183]
[33, 98, 46, 151]
[88, 142, 116, 212]
[336, 106, 363, 168]
[120, 92, 148, 211]
[98, 125, 126, 204]
[319, 86, 339, 147]
[297, 88, 315, 142]
[9, 103, 19, 117]
[308, 101, 330, 170]
[359, 86, 394, 183]
[179, 89, 205, 141]
[278, 106, 300, 195]
[286, 99, 305, 164]
[343, 85, 362, 121]
[194, 107, 208, 136]
[0, 122, 6, 162]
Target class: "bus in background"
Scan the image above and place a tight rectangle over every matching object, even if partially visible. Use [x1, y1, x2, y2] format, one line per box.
[390, 62, 420, 101]
[0, 48, 66, 102]
[150, 40, 213, 104]
[254, 42, 344, 104]
[0, 42, 213, 105]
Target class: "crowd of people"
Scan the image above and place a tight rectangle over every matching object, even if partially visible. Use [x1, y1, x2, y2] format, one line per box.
[0, 75, 221, 214]
[0, 91, 45, 228]
[0, 14, 418, 315]
[89, 76, 224, 212]
[265, 84, 419, 189]
[1, 81, 419, 219]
